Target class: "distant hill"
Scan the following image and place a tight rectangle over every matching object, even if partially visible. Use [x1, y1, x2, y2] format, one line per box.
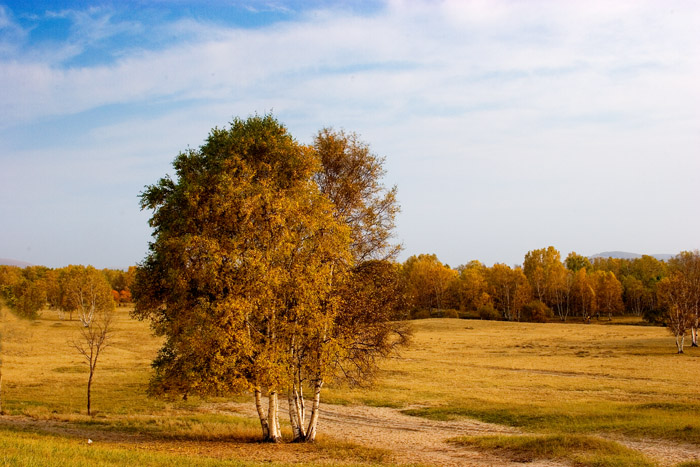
[0, 258, 33, 267]
[590, 251, 674, 261]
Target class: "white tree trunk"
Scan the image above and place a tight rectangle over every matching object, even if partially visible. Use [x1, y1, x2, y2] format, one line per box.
[676, 334, 685, 354]
[267, 391, 281, 442]
[304, 379, 323, 442]
[254, 388, 270, 440]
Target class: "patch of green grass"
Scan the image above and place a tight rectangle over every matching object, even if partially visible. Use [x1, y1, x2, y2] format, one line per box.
[53, 365, 88, 373]
[71, 412, 262, 440]
[403, 400, 700, 444]
[325, 318, 700, 450]
[0, 427, 256, 466]
[451, 434, 656, 467]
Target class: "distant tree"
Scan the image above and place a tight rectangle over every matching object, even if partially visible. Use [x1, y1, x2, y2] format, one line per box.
[72, 303, 114, 415]
[44, 269, 61, 311]
[486, 264, 531, 321]
[657, 274, 694, 353]
[0, 266, 22, 306]
[666, 251, 700, 347]
[622, 276, 653, 316]
[565, 252, 591, 273]
[456, 261, 490, 312]
[571, 268, 596, 323]
[550, 266, 573, 321]
[118, 289, 132, 305]
[101, 268, 127, 293]
[62, 266, 114, 326]
[11, 278, 46, 320]
[123, 266, 137, 294]
[401, 254, 458, 314]
[523, 246, 564, 308]
[592, 270, 623, 320]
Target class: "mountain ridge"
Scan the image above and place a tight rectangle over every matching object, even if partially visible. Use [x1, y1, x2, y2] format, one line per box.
[0, 258, 33, 267]
[590, 251, 674, 261]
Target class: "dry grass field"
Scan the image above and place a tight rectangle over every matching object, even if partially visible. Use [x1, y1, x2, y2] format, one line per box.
[2, 307, 700, 466]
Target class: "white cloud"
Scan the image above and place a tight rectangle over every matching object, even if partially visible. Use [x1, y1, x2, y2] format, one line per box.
[1, 0, 699, 266]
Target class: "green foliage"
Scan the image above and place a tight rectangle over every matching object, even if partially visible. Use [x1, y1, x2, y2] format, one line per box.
[410, 309, 431, 319]
[477, 303, 500, 320]
[566, 252, 592, 272]
[451, 434, 655, 467]
[520, 300, 553, 323]
[12, 278, 46, 319]
[134, 114, 351, 400]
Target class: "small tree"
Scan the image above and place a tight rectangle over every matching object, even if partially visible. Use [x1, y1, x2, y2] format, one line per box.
[72, 305, 114, 415]
[62, 266, 114, 327]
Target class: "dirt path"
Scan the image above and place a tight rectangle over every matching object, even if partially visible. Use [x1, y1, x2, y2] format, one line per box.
[220, 401, 700, 467]
[613, 436, 700, 467]
[3, 404, 699, 466]
[219, 401, 568, 466]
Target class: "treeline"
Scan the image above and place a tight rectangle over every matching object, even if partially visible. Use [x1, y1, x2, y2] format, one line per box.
[0, 265, 135, 320]
[398, 247, 700, 352]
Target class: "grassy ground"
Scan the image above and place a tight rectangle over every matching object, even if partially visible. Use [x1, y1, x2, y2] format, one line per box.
[322, 317, 700, 465]
[2, 308, 700, 465]
[0, 307, 391, 466]
[326, 318, 700, 439]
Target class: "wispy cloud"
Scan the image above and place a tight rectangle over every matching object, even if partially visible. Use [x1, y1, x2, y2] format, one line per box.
[1, 0, 699, 267]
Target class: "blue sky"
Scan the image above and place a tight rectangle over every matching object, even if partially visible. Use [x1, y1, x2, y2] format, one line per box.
[1, 0, 699, 269]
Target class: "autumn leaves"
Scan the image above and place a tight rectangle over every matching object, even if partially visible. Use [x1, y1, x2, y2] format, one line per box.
[133, 115, 405, 442]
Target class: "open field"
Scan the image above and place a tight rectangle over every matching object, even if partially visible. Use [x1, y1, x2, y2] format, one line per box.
[1, 308, 700, 466]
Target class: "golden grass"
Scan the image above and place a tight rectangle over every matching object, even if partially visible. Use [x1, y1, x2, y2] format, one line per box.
[450, 434, 656, 467]
[3, 308, 700, 465]
[0, 307, 390, 466]
[324, 318, 700, 444]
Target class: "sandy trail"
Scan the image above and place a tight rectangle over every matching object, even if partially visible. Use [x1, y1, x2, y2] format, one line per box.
[221, 401, 567, 466]
[221, 400, 700, 467]
[2, 402, 699, 466]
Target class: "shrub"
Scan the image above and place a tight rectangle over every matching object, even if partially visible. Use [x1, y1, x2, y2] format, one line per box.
[478, 304, 500, 321]
[411, 308, 431, 319]
[442, 309, 459, 319]
[520, 301, 553, 323]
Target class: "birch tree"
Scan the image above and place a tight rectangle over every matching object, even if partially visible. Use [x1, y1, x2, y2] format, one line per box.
[133, 115, 353, 442]
[668, 251, 700, 347]
[571, 268, 596, 323]
[486, 264, 531, 321]
[457, 261, 490, 312]
[62, 266, 114, 326]
[286, 128, 407, 442]
[592, 270, 623, 320]
[523, 246, 564, 307]
[72, 304, 114, 415]
[657, 274, 694, 353]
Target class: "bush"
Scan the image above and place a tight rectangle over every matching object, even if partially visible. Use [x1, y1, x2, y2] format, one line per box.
[478, 304, 500, 321]
[411, 308, 431, 319]
[520, 301, 553, 323]
[643, 307, 665, 325]
[441, 309, 459, 319]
